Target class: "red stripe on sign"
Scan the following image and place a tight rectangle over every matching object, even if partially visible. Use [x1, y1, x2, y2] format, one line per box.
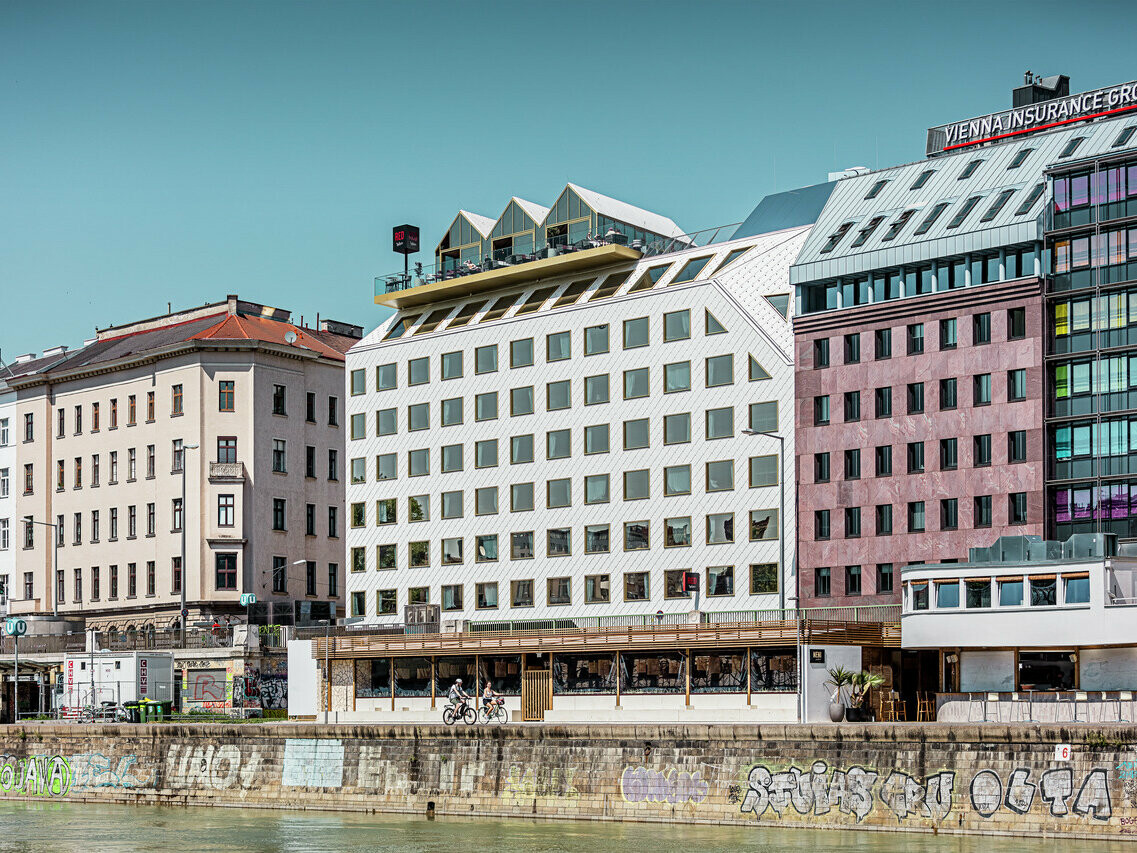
[943, 102, 1137, 151]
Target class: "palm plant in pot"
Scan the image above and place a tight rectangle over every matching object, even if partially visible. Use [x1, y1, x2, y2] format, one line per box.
[824, 666, 855, 722]
[846, 670, 886, 722]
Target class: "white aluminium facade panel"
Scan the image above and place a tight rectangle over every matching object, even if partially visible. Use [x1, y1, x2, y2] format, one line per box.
[345, 232, 805, 626]
[0, 382, 15, 605]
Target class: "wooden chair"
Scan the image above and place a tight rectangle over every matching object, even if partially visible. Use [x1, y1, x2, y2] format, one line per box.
[916, 692, 936, 721]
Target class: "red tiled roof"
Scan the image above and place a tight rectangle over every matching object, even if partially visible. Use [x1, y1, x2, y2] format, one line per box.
[189, 314, 347, 361]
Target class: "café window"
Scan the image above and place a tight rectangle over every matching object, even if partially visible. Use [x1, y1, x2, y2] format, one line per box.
[1030, 576, 1057, 606]
[1017, 651, 1075, 692]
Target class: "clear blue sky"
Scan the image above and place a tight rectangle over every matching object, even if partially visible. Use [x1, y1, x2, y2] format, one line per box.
[2, 0, 1133, 357]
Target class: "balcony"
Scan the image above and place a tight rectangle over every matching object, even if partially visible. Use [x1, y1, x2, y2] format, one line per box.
[209, 461, 245, 482]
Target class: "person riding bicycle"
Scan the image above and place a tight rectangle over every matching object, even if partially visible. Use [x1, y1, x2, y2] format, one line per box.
[448, 678, 470, 713]
[482, 682, 504, 715]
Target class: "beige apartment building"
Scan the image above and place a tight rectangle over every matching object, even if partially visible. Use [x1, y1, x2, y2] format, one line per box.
[7, 296, 357, 630]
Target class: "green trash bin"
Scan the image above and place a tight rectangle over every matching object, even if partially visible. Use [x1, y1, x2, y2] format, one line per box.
[139, 700, 153, 723]
[124, 701, 141, 724]
[156, 701, 172, 721]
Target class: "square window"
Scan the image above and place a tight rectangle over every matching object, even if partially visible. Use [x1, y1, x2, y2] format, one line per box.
[623, 368, 649, 399]
[663, 413, 690, 445]
[409, 541, 429, 568]
[665, 516, 692, 547]
[624, 521, 649, 551]
[749, 455, 777, 487]
[664, 464, 691, 496]
[585, 574, 610, 603]
[350, 413, 366, 440]
[749, 401, 778, 433]
[547, 576, 571, 605]
[663, 310, 691, 342]
[584, 374, 609, 405]
[441, 397, 463, 426]
[623, 469, 650, 500]
[408, 448, 428, 477]
[705, 354, 733, 387]
[584, 473, 610, 504]
[475, 345, 498, 374]
[584, 423, 610, 455]
[705, 406, 734, 440]
[441, 444, 463, 473]
[409, 494, 429, 522]
[408, 402, 429, 431]
[475, 392, 498, 421]
[749, 509, 777, 541]
[546, 380, 571, 411]
[475, 486, 498, 515]
[511, 482, 534, 512]
[546, 332, 571, 362]
[441, 584, 463, 611]
[510, 338, 534, 368]
[706, 566, 734, 596]
[706, 512, 734, 544]
[511, 434, 534, 464]
[441, 351, 464, 380]
[664, 570, 689, 599]
[547, 529, 571, 558]
[441, 490, 463, 519]
[475, 439, 498, 469]
[376, 453, 397, 480]
[546, 478, 571, 508]
[376, 498, 397, 525]
[476, 534, 498, 562]
[510, 532, 534, 560]
[476, 582, 498, 609]
[511, 386, 534, 416]
[664, 362, 691, 393]
[750, 563, 778, 595]
[349, 369, 365, 396]
[623, 418, 650, 450]
[511, 579, 535, 607]
[376, 363, 397, 391]
[624, 572, 648, 601]
[408, 357, 429, 386]
[623, 317, 649, 349]
[546, 429, 571, 459]
[377, 544, 397, 570]
[585, 524, 610, 554]
[584, 325, 609, 356]
[408, 586, 429, 605]
[442, 537, 464, 565]
[706, 460, 734, 492]
[376, 407, 397, 436]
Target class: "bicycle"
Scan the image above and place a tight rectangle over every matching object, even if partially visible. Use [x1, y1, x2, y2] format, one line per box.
[442, 700, 476, 726]
[480, 702, 508, 725]
[79, 702, 129, 723]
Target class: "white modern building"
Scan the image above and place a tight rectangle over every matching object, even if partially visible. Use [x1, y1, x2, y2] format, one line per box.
[0, 374, 14, 614]
[902, 533, 1137, 721]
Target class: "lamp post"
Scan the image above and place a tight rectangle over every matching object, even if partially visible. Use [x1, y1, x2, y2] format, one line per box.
[179, 444, 199, 645]
[23, 517, 60, 618]
[318, 616, 363, 724]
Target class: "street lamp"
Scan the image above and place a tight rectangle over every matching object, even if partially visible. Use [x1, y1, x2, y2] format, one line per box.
[317, 616, 363, 724]
[23, 516, 59, 618]
[179, 444, 199, 645]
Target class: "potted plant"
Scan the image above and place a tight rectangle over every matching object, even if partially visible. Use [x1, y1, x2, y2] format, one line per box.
[846, 670, 886, 722]
[824, 666, 855, 722]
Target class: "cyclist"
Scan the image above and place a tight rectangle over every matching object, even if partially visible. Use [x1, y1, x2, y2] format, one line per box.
[482, 682, 504, 715]
[447, 678, 470, 714]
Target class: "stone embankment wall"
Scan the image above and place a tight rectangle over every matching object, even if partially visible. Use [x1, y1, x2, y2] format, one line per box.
[0, 723, 1134, 840]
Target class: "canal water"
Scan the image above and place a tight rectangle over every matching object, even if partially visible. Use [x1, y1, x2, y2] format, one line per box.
[0, 802, 1119, 852]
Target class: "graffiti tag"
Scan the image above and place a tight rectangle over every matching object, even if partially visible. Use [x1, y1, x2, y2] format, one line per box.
[0, 755, 71, 797]
[621, 766, 708, 807]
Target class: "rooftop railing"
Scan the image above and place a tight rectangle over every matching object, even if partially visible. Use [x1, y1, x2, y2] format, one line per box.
[374, 221, 743, 298]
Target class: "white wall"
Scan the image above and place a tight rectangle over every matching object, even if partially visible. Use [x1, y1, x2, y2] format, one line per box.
[804, 644, 859, 722]
[1080, 647, 1137, 691]
[960, 650, 1014, 692]
[287, 639, 318, 717]
[0, 386, 15, 607]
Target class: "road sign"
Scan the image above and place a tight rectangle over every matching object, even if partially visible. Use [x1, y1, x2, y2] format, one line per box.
[3, 618, 26, 637]
[240, 593, 257, 606]
[180, 608, 189, 618]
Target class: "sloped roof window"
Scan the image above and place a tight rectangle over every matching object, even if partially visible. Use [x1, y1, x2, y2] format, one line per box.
[1112, 126, 1137, 148]
[1014, 183, 1046, 216]
[1059, 137, 1086, 158]
[910, 170, 935, 190]
[958, 159, 983, 179]
[1007, 148, 1033, 170]
[979, 189, 1017, 223]
[850, 216, 885, 248]
[946, 195, 982, 229]
[749, 356, 771, 381]
[881, 209, 916, 241]
[587, 272, 632, 302]
[553, 279, 595, 308]
[914, 201, 950, 235]
[445, 300, 487, 329]
[382, 315, 418, 340]
[412, 308, 452, 335]
[705, 310, 727, 335]
[670, 256, 713, 285]
[765, 294, 790, 318]
[628, 264, 672, 292]
[718, 246, 751, 269]
[478, 293, 523, 323]
[864, 179, 889, 200]
[820, 221, 854, 254]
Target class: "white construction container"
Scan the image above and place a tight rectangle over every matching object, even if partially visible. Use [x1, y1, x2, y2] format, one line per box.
[62, 652, 175, 707]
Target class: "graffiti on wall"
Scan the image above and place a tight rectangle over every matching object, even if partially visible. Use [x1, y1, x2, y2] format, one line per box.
[163, 744, 262, 790]
[970, 768, 1111, 820]
[70, 753, 152, 791]
[235, 665, 288, 711]
[738, 761, 1114, 825]
[185, 670, 227, 703]
[502, 765, 580, 801]
[620, 766, 708, 807]
[0, 755, 71, 797]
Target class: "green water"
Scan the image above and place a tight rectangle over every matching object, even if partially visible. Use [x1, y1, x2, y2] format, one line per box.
[0, 803, 1119, 852]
